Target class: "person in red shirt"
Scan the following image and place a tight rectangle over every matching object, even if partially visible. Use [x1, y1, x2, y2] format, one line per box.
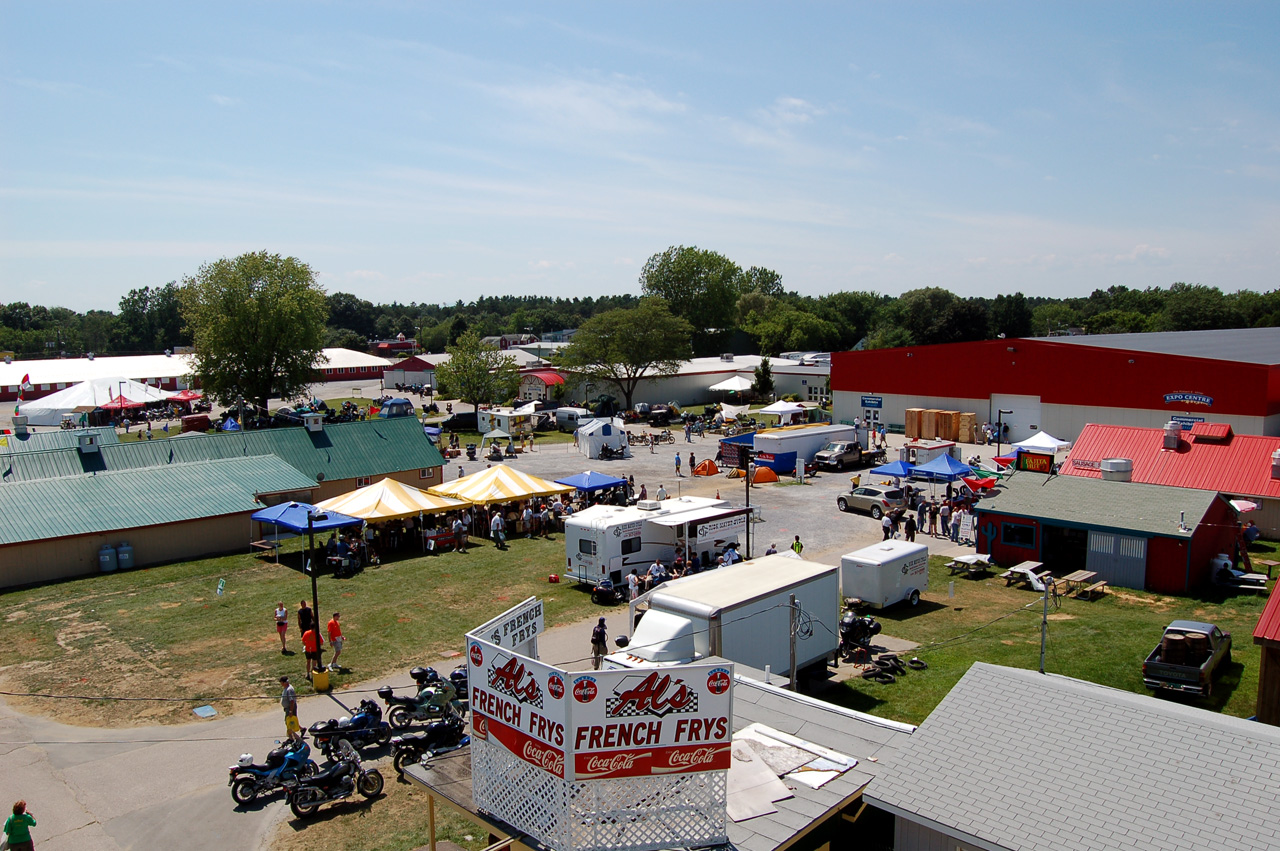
[327, 612, 344, 670]
[301, 627, 322, 679]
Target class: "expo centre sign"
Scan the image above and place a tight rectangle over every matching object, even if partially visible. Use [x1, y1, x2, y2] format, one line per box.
[465, 599, 733, 851]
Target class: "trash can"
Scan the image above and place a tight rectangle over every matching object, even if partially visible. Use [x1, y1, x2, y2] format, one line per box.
[311, 666, 330, 691]
[116, 541, 134, 570]
[99, 545, 118, 573]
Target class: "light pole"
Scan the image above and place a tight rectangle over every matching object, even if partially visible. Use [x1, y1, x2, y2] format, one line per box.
[995, 409, 1013, 458]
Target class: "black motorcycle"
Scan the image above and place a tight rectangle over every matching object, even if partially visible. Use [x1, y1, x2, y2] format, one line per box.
[465, 443, 477, 460]
[839, 604, 882, 662]
[591, 577, 625, 605]
[284, 744, 384, 819]
[390, 712, 469, 776]
[598, 444, 620, 460]
[377, 666, 469, 730]
[307, 698, 391, 759]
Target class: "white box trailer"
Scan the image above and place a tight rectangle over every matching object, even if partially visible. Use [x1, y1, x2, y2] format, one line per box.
[605, 554, 839, 674]
[563, 496, 750, 584]
[839, 540, 930, 609]
[754, 423, 857, 469]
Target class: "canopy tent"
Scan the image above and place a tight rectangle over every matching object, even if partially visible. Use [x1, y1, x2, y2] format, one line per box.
[709, 375, 754, 393]
[758, 400, 805, 425]
[169, 389, 204, 403]
[99, 396, 144, 411]
[251, 501, 364, 533]
[17, 376, 174, 426]
[575, 417, 630, 460]
[869, 459, 915, 479]
[555, 470, 627, 493]
[429, 464, 573, 506]
[1012, 431, 1072, 453]
[480, 429, 512, 454]
[720, 402, 751, 420]
[912, 453, 974, 482]
[316, 478, 470, 521]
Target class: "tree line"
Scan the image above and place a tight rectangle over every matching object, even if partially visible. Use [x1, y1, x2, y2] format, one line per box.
[3, 246, 1277, 362]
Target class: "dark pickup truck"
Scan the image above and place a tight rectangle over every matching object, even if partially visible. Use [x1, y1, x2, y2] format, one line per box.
[1142, 620, 1232, 697]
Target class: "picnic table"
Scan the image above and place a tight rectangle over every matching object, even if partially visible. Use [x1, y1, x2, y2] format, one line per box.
[1058, 570, 1098, 595]
[947, 553, 994, 577]
[1252, 558, 1278, 579]
[1000, 561, 1048, 592]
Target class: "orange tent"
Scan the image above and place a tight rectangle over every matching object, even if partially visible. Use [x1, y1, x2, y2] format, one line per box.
[693, 459, 719, 476]
[751, 466, 779, 483]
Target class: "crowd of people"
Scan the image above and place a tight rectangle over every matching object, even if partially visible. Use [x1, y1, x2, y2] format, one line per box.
[879, 483, 977, 544]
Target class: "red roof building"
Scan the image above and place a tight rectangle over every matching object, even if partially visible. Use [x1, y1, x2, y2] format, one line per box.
[519, 370, 565, 402]
[1064, 422, 1280, 537]
[1254, 591, 1280, 726]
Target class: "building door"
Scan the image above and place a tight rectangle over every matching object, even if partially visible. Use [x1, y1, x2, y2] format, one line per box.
[1086, 531, 1147, 589]
[989, 394, 1042, 444]
[1042, 525, 1088, 573]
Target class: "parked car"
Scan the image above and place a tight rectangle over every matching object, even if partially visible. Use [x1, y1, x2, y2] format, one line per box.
[812, 441, 885, 471]
[836, 485, 905, 520]
[440, 412, 478, 431]
[1142, 620, 1232, 697]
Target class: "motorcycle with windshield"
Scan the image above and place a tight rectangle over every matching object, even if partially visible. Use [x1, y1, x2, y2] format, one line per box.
[283, 741, 384, 819]
[228, 735, 318, 804]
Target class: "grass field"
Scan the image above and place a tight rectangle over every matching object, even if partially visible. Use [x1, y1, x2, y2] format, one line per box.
[0, 534, 593, 726]
[821, 549, 1275, 726]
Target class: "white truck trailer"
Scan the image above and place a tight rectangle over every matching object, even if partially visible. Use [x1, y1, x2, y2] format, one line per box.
[839, 540, 930, 609]
[605, 554, 840, 675]
[753, 423, 858, 472]
[563, 496, 750, 585]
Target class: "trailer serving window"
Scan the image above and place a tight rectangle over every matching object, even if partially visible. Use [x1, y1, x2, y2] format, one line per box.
[578, 539, 597, 555]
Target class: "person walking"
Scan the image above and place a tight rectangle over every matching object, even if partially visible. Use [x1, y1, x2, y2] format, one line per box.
[881, 513, 893, 540]
[327, 612, 344, 670]
[490, 509, 506, 550]
[928, 500, 940, 536]
[297, 600, 314, 642]
[639, 484, 648, 501]
[905, 512, 918, 542]
[280, 676, 301, 742]
[5, 800, 37, 851]
[917, 496, 928, 532]
[275, 602, 289, 654]
[452, 514, 466, 551]
[689, 452, 696, 475]
[302, 626, 322, 679]
[675, 452, 682, 477]
[627, 569, 640, 601]
[950, 508, 962, 543]
[791, 535, 804, 555]
[765, 542, 778, 555]
[939, 501, 952, 538]
[591, 617, 609, 670]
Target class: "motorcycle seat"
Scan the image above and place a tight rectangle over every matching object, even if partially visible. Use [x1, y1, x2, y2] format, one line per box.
[309, 720, 339, 734]
[307, 760, 355, 784]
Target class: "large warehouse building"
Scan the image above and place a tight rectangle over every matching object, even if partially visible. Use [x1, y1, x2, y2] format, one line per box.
[830, 327, 1280, 442]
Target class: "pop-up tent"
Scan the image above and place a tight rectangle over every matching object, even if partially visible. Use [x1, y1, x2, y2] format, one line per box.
[17, 376, 174, 426]
[1012, 431, 1072, 453]
[869, 459, 915, 479]
[575, 417, 630, 460]
[555, 471, 627, 493]
[430, 464, 573, 506]
[709, 375, 753, 393]
[758, 400, 805, 425]
[912, 453, 973, 482]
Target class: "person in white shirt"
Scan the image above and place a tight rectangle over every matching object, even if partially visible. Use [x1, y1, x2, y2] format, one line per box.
[656, 484, 668, 500]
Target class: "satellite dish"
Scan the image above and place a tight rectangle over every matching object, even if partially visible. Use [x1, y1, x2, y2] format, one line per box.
[316, 472, 325, 482]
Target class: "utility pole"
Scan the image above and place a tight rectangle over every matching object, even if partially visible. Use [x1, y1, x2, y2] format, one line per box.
[789, 593, 798, 691]
[741, 448, 754, 559]
[1039, 574, 1050, 674]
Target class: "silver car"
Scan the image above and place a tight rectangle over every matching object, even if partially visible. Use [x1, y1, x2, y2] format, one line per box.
[837, 485, 905, 520]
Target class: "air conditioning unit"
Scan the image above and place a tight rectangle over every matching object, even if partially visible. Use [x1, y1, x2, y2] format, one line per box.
[1099, 458, 1132, 482]
[720, 353, 735, 362]
[78, 433, 100, 454]
[1272, 449, 1280, 480]
[1162, 421, 1182, 450]
[303, 412, 324, 433]
[635, 500, 662, 511]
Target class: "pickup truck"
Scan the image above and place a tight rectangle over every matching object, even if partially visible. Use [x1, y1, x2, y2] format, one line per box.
[812, 440, 885, 471]
[1142, 620, 1232, 697]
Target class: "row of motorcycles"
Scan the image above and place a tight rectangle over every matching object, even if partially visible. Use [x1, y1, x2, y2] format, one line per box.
[228, 666, 470, 819]
[626, 429, 675, 446]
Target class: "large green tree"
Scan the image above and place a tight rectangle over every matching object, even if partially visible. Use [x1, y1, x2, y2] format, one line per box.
[180, 252, 329, 410]
[639, 246, 748, 330]
[434, 330, 521, 411]
[555, 298, 694, 409]
[115, 283, 188, 353]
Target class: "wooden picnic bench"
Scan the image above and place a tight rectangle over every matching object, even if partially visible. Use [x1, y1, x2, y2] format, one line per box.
[250, 539, 280, 554]
[1075, 580, 1109, 601]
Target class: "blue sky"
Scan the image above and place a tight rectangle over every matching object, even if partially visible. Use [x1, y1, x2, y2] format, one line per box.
[2, 2, 1278, 311]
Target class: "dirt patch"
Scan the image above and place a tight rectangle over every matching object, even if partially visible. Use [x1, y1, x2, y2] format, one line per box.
[1113, 592, 1173, 609]
[1047, 613, 1076, 621]
[5, 610, 28, 622]
[159, 602, 183, 609]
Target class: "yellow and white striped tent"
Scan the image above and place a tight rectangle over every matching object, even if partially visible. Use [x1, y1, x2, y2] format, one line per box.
[428, 464, 573, 506]
[316, 477, 470, 521]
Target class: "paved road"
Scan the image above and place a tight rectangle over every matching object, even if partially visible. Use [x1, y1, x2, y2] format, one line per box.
[1, 412, 986, 849]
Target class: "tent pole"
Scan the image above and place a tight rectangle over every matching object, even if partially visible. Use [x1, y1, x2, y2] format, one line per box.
[308, 512, 323, 671]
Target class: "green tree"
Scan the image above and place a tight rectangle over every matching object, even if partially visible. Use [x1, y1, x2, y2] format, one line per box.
[989, 292, 1034, 339]
[1159, 283, 1240, 331]
[115, 283, 188, 352]
[639, 246, 747, 330]
[555, 298, 694, 409]
[180, 252, 329, 410]
[753, 356, 775, 397]
[434, 330, 521, 411]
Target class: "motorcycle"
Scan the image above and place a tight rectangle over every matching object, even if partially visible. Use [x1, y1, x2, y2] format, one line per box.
[598, 444, 622, 461]
[377, 666, 469, 730]
[591, 576, 625, 605]
[307, 698, 391, 760]
[284, 743, 384, 819]
[228, 735, 318, 804]
[390, 712, 470, 776]
[465, 443, 477, 460]
[839, 602, 882, 663]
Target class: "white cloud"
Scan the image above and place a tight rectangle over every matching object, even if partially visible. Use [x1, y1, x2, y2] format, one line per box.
[482, 74, 686, 138]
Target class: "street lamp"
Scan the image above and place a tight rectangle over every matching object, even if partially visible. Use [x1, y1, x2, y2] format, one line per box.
[995, 409, 1013, 458]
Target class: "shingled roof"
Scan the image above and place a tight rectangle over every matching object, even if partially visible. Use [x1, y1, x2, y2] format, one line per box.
[866, 663, 1280, 851]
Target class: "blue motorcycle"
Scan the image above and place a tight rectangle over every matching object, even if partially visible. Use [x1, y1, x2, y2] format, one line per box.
[308, 698, 391, 760]
[229, 735, 318, 804]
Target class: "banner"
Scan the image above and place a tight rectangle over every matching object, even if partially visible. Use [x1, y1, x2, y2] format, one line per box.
[693, 513, 748, 546]
[1015, 451, 1054, 474]
[468, 639, 568, 776]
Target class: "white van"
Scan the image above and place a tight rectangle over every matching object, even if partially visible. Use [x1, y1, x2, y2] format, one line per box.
[555, 407, 591, 432]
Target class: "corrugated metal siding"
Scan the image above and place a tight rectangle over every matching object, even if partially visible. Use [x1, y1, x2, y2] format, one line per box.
[0, 456, 315, 545]
[1255, 586, 1280, 645]
[1085, 531, 1147, 590]
[0, 427, 118, 453]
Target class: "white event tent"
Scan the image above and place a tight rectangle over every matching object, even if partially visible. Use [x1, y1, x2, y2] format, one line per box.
[17, 376, 174, 426]
[1011, 431, 1072, 453]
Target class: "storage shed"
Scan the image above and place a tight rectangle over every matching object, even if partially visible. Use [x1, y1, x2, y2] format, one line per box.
[974, 473, 1238, 593]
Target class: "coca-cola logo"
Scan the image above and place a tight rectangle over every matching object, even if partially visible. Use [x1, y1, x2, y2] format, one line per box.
[472, 715, 489, 740]
[572, 676, 598, 703]
[488, 656, 544, 707]
[584, 753, 640, 774]
[548, 674, 565, 700]
[521, 740, 564, 776]
[607, 671, 697, 717]
[665, 746, 719, 768]
[706, 668, 730, 695]
[469, 644, 483, 667]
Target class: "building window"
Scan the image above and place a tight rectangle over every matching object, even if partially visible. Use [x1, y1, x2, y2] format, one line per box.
[40, 384, 50, 391]
[806, 384, 830, 404]
[1002, 523, 1036, 548]
[356, 476, 372, 487]
[578, 539, 597, 555]
[621, 537, 641, 555]
[419, 468, 431, 479]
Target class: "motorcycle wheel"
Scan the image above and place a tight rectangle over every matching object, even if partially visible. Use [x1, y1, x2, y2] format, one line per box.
[231, 777, 257, 805]
[379, 725, 392, 744]
[358, 769, 385, 798]
[393, 748, 418, 776]
[290, 788, 323, 819]
[301, 760, 319, 777]
[389, 707, 412, 730]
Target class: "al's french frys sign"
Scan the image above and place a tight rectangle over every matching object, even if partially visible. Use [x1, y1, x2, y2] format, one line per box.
[569, 667, 733, 780]
[467, 638, 733, 782]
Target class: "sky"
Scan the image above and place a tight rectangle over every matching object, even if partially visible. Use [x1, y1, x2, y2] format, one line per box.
[2, 2, 1279, 312]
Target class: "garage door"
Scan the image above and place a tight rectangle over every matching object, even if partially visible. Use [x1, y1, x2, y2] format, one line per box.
[1086, 531, 1147, 589]
[989, 394, 1042, 444]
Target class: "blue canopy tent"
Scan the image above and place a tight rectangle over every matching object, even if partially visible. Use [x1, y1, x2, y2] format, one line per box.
[911, 453, 973, 482]
[555, 470, 628, 493]
[869, 459, 915, 479]
[252, 502, 363, 667]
